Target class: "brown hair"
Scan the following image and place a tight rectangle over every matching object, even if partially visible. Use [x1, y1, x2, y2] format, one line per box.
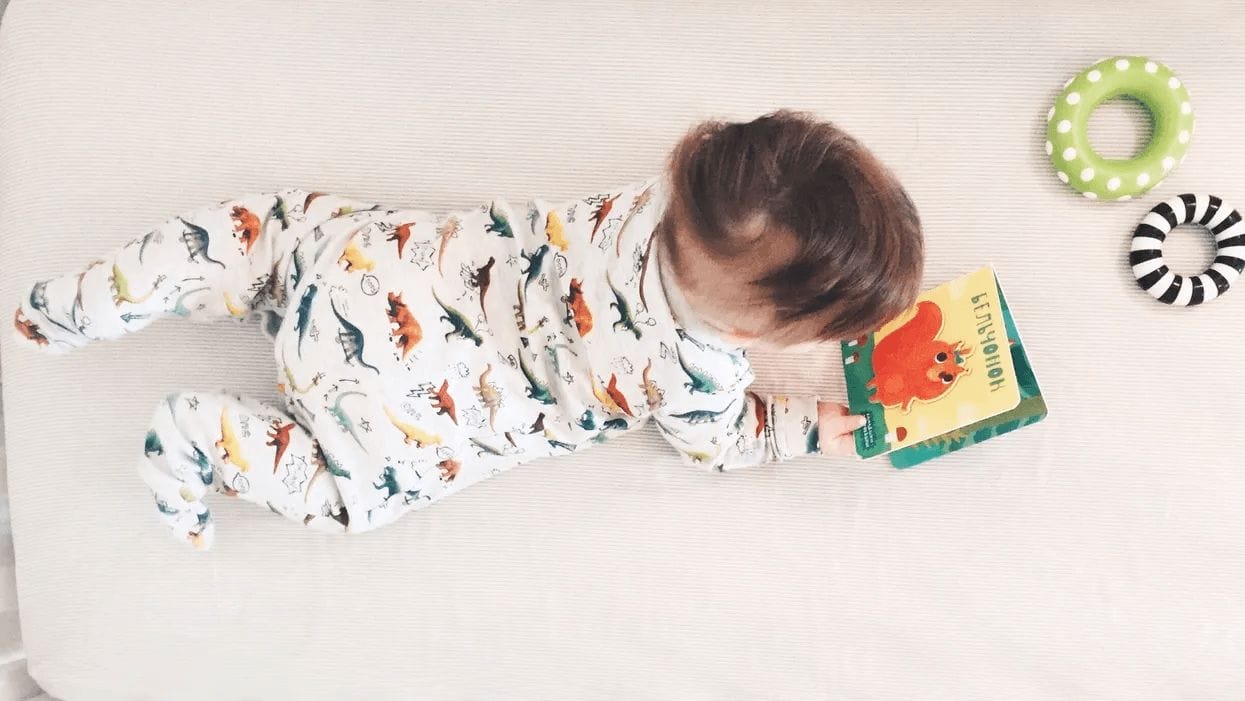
[663, 110, 924, 342]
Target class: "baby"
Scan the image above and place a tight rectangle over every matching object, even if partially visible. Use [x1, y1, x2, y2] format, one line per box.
[13, 111, 923, 549]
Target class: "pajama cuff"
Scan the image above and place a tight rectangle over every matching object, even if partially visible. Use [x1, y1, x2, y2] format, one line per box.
[773, 394, 821, 460]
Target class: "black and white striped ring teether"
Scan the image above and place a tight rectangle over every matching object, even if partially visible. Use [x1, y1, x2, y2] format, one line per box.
[1130, 194, 1244, 305]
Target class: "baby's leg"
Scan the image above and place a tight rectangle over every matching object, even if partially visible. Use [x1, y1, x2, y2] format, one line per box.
[13, 190, 374, 352]
[141, 391, 349, 549]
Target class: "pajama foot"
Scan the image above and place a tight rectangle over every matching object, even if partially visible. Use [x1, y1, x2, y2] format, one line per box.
[139, 456, 217, 550]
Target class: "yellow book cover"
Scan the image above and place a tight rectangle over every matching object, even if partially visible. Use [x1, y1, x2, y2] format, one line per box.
[841, 266, 1021, 458]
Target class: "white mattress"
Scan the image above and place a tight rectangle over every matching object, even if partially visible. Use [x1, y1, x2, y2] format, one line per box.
[3, 0, 1245, 698]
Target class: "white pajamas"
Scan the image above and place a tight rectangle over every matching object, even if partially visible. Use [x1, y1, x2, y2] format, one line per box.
[15, 181, 821, 548]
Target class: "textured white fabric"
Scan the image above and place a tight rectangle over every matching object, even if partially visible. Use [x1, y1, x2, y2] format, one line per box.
[0, 377, 39, 701]
[1, 0, 1244, 699]
[0, 4, 40, 699]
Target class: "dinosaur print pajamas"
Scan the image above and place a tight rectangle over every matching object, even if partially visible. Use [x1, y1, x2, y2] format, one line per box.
[14, 180, 821, 548]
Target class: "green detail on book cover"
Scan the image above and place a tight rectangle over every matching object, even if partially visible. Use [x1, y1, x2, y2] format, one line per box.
[842, 334, 890, 458]
[888, 283, 1047, 468]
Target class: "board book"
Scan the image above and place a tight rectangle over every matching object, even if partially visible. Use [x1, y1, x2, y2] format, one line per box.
[840, 266, 1047, 468]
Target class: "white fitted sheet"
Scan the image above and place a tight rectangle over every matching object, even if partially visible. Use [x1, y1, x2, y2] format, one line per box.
[2, 0, 1244, 698]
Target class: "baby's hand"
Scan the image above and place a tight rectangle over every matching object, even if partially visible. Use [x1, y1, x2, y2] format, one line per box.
[817, 402, 866, 457]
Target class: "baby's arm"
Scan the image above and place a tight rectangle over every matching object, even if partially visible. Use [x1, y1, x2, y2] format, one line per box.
[13, 189, 373, 352]
[651, 348, 863, 469]
[653, 387, 822, 470]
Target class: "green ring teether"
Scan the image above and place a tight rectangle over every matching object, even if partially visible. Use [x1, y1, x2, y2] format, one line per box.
[1046, 56, 1194, 201]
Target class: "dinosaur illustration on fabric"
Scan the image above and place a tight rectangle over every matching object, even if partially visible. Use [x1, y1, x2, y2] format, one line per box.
[562, 278, 593, 337]
[144, 429, 164, 457]
[372, 465, 421, 503]
[437, 458, 461, 483]
[330, 298, 381, 373]
[669, 400, 738, 425]
[432, 290, 483, 346]
[521, 245, 550, 297]
[383, 406, 442, 447]
[110, 264, 159, 306]
[589, 193, 619, 242]
[676, 346, 722, 394]
[178, 218, 226, 268]
[328, 391, 368, 448]
[545, 343, 576, 380]
[293, 284, 318, 357]
[591, 375, 634, 417]
[486, 203, 513, 238]
[518, 350, 556, 405]
[216, 408, 251, 472]
[608, 274, 641, 339]
[230, 206, 262, 254]
[338, 240, 376, 273]
[603, 374, 634, 416]
[545, 210, 569, 251]
[475, 365, 504, 431]
[614, 185, 655, 256]
[27, 282, 74, 335]
[437, 215, 461, 273]
[224, 293, 247, 318]
[427, 380, 458, 424]
[267, 422, 295, 473]
[387, 222, 414, 258]
[641, 359, 665, 410]
[470, 257, 495, 321]
[13, 309, 48, 347]
[386, 292, 422, 359]
[269, 196, 290, 231]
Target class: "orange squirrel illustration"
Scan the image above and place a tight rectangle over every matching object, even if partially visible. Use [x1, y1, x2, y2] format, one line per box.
[867, 300, 972, 412]
[562, 278, 594, 337]
[266, 422, 295, 473]
[386, 292, 422, 359]
[426, 379, 458, 424]
[14, 309, 48, 346]
[230, 206, 262, 254]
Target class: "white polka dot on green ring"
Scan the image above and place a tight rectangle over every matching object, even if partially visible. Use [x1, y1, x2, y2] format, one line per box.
[1115, 58, 1130, 70]
[1062, 147, 1077, 160]
[1057, 171, 1069, 183]
[1057, 120, 1072, 133]
[1136, 173, 1150, 186]
[1080, 167, 1095, 181]
[1107, 177, 1121, 191]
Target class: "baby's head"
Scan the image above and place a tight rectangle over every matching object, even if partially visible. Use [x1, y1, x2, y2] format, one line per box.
[660, 110, 924, 349]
